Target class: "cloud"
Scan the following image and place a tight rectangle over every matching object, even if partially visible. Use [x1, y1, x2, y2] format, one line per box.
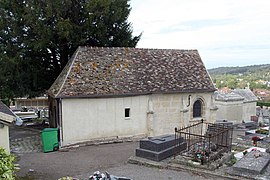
[159, 19, 239, 33]
[129, 0, 270, 68]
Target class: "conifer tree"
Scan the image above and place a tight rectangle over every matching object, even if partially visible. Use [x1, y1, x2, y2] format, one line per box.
[0, 0, 140, 99]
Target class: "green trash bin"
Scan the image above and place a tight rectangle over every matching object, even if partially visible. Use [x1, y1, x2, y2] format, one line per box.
[41, 128, 59, 153]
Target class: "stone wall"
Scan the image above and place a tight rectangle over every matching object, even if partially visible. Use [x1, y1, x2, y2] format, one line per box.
[150, 92, 216, 136]
[215, 100, 243, 123]
[243, 102, 257, 121]
[215, 100, 257, 123]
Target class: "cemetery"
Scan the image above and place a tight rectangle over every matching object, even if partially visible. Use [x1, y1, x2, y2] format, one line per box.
[135, 134, 187, 162]
[131, 118, 270, 179]
[173, 120, 233, 169]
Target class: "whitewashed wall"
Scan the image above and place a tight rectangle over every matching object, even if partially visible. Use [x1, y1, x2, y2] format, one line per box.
[61, 96, 148, 146]
[0, 125, 10, 154]
[61, 92, 216, 146]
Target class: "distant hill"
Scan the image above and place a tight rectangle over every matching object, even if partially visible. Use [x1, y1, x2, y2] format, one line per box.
[208, 64, 270, 76]
[208, 64, 270, 90]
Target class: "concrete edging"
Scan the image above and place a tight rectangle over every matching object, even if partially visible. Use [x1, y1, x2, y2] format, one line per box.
[127, 156, 246, 180]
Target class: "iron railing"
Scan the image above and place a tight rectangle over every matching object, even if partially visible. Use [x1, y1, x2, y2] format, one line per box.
[174, 119, 233, 164]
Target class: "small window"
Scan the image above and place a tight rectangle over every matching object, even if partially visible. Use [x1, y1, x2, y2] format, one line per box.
[125, 108, 130, 118]
[193, 100, 202, 118]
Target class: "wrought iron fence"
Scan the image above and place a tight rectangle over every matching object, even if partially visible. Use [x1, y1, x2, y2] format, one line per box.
[174, 119, 233, 164]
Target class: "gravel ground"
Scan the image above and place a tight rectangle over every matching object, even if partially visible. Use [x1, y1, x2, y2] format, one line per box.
[15, 141, 226, 180]
[75, 163, 223, 180]
[11, 126, 254, 180]
[9, 126, 40, 140]
[16, 142, 137, 179]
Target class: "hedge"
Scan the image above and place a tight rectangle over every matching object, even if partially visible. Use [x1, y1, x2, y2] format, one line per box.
[257, 101, 270, 107]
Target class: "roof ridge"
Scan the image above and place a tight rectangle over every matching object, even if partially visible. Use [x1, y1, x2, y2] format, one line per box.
[78, 46, 198, 51]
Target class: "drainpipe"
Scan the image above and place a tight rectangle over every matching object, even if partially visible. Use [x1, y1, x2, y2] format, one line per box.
[187, 95, 191, 107]
[58, 98, 63, 148]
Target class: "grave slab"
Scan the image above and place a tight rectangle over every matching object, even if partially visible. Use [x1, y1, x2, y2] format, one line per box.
[139, 134, 183, 152]
[232, 151, 270, 175]
[136, 134, 187, 161]
[136, 142, 187, 162]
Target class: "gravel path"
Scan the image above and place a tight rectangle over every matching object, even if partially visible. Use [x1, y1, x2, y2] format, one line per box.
[16, 142, 225, 180]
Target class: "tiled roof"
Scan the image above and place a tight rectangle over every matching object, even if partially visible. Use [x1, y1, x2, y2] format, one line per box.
[232, 89, 258, 102]
[48, 47, 216, 98]
[0, 101, 15, 117]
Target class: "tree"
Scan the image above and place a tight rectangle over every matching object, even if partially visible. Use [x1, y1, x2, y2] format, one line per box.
[227, 79, 237, 89]
[0, 0, 141, 99]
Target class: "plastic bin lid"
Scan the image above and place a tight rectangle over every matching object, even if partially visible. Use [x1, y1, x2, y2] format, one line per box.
[42, 128, 58, 132]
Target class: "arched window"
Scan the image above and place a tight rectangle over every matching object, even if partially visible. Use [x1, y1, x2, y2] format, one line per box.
[193, 100, 202, 118]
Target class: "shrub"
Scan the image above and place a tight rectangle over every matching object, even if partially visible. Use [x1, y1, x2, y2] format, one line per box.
[256, 128, 269, 135]
[0, 147, 18, 180]
[257, 101, 270, 107]
[225, 155, 237, 166]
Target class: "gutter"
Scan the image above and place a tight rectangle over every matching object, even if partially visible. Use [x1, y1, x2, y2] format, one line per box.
[56, 88, 217, 99]
[0, 112, 16, 125]
[58, 98, 63, 148]
[0, 120, 12, 127]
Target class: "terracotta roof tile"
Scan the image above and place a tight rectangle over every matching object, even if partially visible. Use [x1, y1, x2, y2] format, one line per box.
[48, 47, 216, 98]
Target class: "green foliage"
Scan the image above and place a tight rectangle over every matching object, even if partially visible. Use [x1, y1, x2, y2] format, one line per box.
[227, 79, 237, 89]
[0, 0, 141, 99]
[209, 64, 270, 90]
[208, 64, 270, 75]
[225, 155, 237, 166]
[257, 101, 270, 107]
[255, 128, 269, 135]
[0, 147, 18, 180]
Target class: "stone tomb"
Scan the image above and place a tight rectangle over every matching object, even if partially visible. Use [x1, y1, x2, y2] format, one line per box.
[232, 150, 270, 175]
[136, 134, 187, 161]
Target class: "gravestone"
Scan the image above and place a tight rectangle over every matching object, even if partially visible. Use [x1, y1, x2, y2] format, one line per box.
[250, 115, 258, 124]
[244, 121, 257, 129]
[206, 123, 233, 149]
[232, 150, 270, 175]
[136, 134, 187, 161]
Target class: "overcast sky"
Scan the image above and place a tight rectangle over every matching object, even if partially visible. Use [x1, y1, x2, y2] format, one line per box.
[128, 0, 270, 69]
